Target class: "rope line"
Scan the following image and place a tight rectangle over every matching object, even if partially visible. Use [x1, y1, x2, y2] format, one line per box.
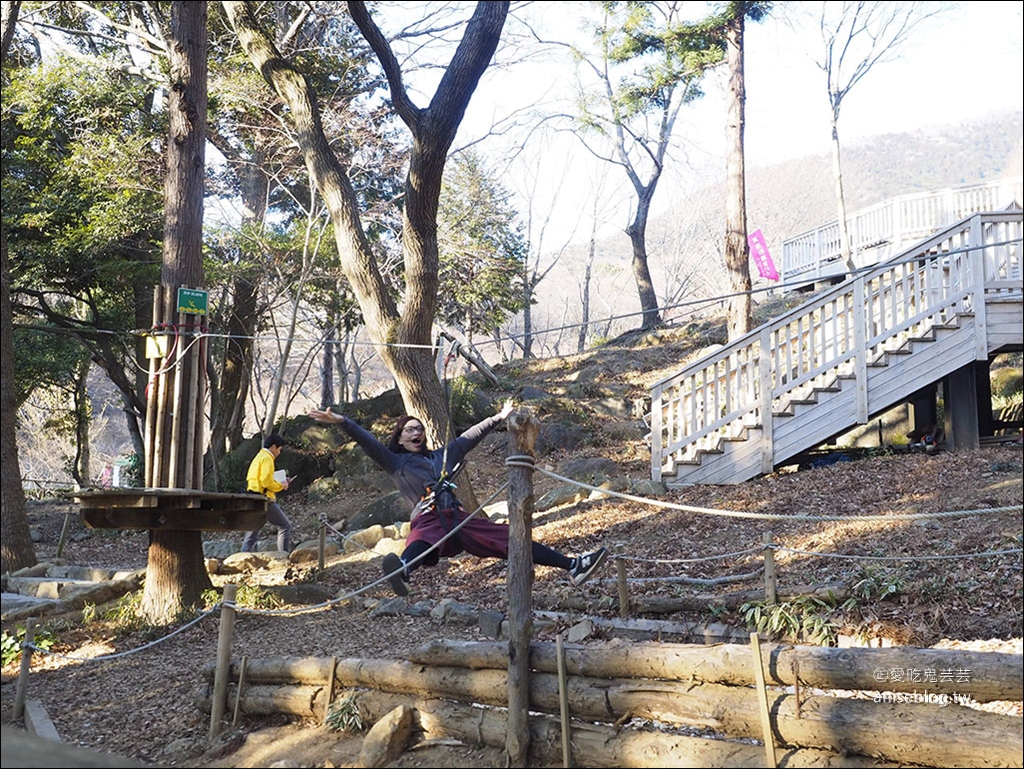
[17, 444, 1021, 664]
[317, 515, 374, 552]
[24, 607, 217, 662]
[506, 457, 1020, 523]
[773, 545, 1023, 562]
[616, 546, 763, 564]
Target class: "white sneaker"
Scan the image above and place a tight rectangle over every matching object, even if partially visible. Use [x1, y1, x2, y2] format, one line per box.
[569, 547, 608, 586]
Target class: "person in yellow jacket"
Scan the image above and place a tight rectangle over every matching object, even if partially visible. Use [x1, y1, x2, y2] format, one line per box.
[242, 434, 293, 553]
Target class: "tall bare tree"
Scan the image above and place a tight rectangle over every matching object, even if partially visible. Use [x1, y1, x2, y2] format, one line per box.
[223, 1, 508, 450]
[816, 0, 945, 274]
[565, 2, 729, 331]
[722, 1, 770, 340]
[0, 0, 37, 574]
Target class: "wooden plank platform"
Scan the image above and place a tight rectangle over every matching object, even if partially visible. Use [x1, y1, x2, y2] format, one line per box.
[76, 489, 267, 532]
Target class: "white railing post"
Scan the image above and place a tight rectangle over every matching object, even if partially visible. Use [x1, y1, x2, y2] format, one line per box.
[650, 383, 664, 482]
[853, 279, 869, 423]
[759, 328, 774, 475]
[969, 214, 988, 361]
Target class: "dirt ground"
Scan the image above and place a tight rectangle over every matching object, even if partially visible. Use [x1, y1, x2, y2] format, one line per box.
[2, 438, 1022, 768]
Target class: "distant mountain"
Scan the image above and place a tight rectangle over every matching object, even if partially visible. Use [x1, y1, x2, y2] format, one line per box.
[533, 110, 1023, 344]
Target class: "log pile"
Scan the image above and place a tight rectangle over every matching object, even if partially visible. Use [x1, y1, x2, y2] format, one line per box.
[199, 640, 1023, 768]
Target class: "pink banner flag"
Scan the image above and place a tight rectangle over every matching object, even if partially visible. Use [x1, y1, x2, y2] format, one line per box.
[748, 229, 779, 281]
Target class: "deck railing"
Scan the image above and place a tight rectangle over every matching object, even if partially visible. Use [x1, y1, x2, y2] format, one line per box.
[651, 211, 1023, 484]
[781, 177, 1023, 287]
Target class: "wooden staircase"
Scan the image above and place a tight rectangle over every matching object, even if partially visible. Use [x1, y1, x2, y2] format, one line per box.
[650, 211, 1023, 486]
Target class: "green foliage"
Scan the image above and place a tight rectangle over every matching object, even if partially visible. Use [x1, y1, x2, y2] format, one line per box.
[325, 693, 365, 734]
[437, 151, 528, 340]
[120, 454, 144, 488]
[3, 55, 162, 409]
[743, 568, 905, 645]
[990, 354, 1023, 408]
[10, 326, 89, 408]
[849, 566, 905, 602]
[200, 579, 284, 612]
[99, 591, 156, 637]
[445, 376, 480, 429]
[1, 625, 57, 667]
[597, 1, 729, 117]
[741, 595, 842, 646]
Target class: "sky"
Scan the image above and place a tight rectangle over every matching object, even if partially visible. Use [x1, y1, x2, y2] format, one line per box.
[446, 1, 1024, 250]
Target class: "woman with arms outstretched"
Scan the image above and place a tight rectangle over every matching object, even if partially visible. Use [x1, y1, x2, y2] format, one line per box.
[308, 400, 607, 596]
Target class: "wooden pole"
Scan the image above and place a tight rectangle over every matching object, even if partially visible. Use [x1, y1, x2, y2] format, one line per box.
[13, 618, 36, 719]
[232, 655, 248, 726]
[750, 632, 777, 768]
[167, 310, 188, 486]
[318, 523, 326, 572]
[323, 656, 338, 725]
[506, 410, 538, 768]
[56, 510, 72, 558]
[209, 584, 238, 740]
[192, 318, 207, 489]
[144, 285, 162, 487]
[151, 288, 175, 487]
[181, 313, 201, 490]
[763, 532, 776, 605]
[556, 633, 572, 768]
[615, 543, 629, 619]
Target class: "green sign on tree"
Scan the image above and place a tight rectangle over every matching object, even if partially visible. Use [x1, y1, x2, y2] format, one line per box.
[177, 287, 208, 315]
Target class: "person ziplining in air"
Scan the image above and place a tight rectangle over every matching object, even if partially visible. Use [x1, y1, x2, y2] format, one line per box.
[308, 400, 607, 596]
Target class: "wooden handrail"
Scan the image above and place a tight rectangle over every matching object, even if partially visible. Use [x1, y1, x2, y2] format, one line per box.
[651, 211, 1023, 485]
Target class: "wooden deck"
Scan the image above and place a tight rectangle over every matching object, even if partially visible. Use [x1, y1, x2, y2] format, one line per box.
[76, 488, 267, 532]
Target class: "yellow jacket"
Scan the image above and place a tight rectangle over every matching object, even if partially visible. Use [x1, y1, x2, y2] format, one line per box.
[246, 448, 284, 500]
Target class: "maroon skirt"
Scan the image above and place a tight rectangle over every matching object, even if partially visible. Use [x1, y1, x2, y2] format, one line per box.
[406, 505, 510, 560]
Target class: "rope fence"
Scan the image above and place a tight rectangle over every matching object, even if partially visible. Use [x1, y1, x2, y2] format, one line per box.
[11, 441, 1022, 738]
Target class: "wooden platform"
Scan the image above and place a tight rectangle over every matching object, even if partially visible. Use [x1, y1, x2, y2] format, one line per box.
[76, 488, 267, 532]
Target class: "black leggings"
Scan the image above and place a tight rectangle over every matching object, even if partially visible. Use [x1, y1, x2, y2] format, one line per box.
[402, 539, 572, 574]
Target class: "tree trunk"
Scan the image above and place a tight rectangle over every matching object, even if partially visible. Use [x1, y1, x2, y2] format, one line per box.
[225, 1, 506, 438]
[196, 687, 892, 768]
[407, 639, 1023, 703]
[578, 214, 597, 353]
[625, 192, 662, 330]
[141, 0, 212, 624]
[1, 228, 37, 574]
[200, 656, 1021, 768]
[832, 120, 855, 274]
[724, 11, 752, 341]
[320, 308, 335, 408]
[72, 359, 91, 487]
[207, 150, 265, 478]
[505, 412, 538, 767]
[0, 2, 34, 574]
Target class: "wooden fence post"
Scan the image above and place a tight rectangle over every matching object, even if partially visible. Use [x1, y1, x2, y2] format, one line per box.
[13, 618, 36, 719]
[615, 543, 629, 619]
[556, 633, 572, 768]
[232, 655, 248, 726]
[56, 510, 72, 558]
[209, 584, 238, 741]
[763, 532, 776, 605]
[506, 410, 538, 768]
[750, 632, 777, 768]
[318, 522, 326, 572]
